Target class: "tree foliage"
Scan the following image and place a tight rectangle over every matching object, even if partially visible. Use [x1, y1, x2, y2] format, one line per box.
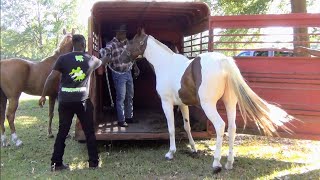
[203, 0, 317, 15]
[1, 0, 318, 60]
[198, 0, 318, 56]
[1, 0, 83, 61]
[202, 0, 272, 15]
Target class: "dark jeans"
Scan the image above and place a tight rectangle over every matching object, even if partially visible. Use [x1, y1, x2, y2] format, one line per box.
[51, 99, 99, 166]
[111, 71, 134, 122]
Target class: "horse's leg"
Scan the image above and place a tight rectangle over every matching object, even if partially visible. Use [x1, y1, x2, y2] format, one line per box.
[179, 105, 197, 153]
[0, 89, 8, 146]
[48, 96, 56, 138]
[161, 100, 176, 160]
[201, 101, 225, 173]
[7, 97, 23, 146]
[222, 89, 237, 170]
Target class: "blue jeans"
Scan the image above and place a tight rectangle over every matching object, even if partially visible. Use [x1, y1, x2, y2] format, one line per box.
[111, 71, 134, 122]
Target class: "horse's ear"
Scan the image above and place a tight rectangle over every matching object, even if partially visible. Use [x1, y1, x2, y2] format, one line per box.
[137, 27, 145, 36]
[141, 28, 145, 35]
[71, 28, 75, 35]
[137, 27, 142, 36]
[63, 28, 66, 35]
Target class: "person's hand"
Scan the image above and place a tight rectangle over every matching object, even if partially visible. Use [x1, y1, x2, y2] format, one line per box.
[99, 48, 107, 57]
[39, 96, 46, 108]
[133, 66, 140, 79]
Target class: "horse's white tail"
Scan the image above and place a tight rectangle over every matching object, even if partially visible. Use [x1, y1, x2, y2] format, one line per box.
[221, 57, 294, 136]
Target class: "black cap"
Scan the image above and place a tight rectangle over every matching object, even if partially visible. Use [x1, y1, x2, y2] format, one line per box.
[113, 24, 127, 32]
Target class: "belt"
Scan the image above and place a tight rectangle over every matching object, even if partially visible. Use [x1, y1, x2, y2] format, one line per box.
[61, 87, 86, 92]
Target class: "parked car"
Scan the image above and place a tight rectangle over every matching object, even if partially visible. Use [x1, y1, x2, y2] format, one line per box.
[237, 50, 294, 57]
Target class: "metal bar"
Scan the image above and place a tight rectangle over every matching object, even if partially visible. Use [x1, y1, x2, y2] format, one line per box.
[190, 34, 193, 57]
[183, 35, 210, 42]
[208, 22, 213, 52]
[183, 49, 208, 52]
[210, 13, 320, 28]
[75, 131, 213, 141]
[184, 44, 203, 48]
[212, 41, 320, 44]
[200, 32, 203, 53]
[212, 33, 320, 37]
[211, 48, 295, 51]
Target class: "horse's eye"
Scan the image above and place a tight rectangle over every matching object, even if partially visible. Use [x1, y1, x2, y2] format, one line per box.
[127, 51, 131, 56]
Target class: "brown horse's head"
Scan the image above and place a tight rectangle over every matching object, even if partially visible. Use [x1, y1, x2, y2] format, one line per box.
[119, 28, 148, 63]
[57, 28, 75, 54]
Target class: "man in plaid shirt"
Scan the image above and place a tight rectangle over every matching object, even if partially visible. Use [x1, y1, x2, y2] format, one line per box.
[100, 24, 140, 127]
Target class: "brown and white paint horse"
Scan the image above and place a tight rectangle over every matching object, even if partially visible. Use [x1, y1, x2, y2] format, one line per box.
[119, 29, 294, 173]
[0, 29, 74, 147]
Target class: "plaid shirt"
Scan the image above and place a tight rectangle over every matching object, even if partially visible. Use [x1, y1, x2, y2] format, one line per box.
[100, 37, 133, 73]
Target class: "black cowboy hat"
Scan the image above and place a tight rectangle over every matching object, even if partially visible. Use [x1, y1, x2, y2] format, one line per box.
[113, 24, 127, 32]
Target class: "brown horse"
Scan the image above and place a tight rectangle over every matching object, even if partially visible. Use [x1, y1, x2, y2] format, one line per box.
[0, 29, 74, 147]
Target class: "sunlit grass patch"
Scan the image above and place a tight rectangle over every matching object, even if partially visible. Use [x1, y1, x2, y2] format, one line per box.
[267, 162, 320, 179]
[19, 93, 40, 100]
[70, 161, 87, 170]
[14, 116, 39, 126]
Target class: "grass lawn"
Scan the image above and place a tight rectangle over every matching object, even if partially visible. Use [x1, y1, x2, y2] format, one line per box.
[1, 94, 319, 179]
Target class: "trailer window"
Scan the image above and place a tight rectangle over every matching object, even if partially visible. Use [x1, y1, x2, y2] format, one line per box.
[183, 31, 209, 59]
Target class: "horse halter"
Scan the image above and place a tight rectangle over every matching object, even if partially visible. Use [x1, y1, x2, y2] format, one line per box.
[128, 35, 148, 58]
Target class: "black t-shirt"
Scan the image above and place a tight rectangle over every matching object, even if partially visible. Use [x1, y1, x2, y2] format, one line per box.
[53, 52, 101, 102]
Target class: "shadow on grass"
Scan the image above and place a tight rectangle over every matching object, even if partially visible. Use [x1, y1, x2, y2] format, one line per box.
[16, 98, 52, 122]
[1, 99, 52, 134]
[90, 140, 317, 179]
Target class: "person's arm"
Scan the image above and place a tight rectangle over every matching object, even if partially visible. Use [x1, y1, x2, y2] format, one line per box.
[295, 46, 320, 57]
[39, 70, 61, 107]
[100, 56, 111, 66]
[99, 43, 113, 65]
[91, 55, 111, 69]
[39, 56, 63, 107]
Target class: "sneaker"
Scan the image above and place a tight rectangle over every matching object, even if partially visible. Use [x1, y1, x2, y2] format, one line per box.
[89, 161, 99, 169]
[51, 163, 69, 172]
[126, 118, 139, 123]
[118, 121, 129, 127]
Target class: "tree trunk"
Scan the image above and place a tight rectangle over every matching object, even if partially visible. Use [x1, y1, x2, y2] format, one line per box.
[291, 0, 309, 56]
[37, 1, 43, 50]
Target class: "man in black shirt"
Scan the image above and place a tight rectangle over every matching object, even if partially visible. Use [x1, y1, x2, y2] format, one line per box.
[39, 34, 108, 171]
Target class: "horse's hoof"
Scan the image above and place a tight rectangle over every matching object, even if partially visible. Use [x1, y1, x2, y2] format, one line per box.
[165, 152, 174, 160]
[165, 156, 174, 160]
[225, 161, 233, 170]
[1, 136, 8, 147]
[191, 149, 198, 154]
[47, 134, 54, 138]
[212, 166, 222, 174]
[15, 139, 23, 147]
[1, 142, 9, 147]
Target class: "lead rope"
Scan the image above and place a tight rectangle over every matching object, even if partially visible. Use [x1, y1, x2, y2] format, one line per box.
[105, 66, 114, 108]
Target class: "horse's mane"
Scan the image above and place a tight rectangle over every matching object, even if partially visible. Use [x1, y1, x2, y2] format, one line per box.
[53, 35, 70, 54]
[41, 35, 71, 62]
[149, 36, 174, 55]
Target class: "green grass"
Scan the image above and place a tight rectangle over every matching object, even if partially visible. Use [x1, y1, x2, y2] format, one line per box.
[1, 95, 319, 179]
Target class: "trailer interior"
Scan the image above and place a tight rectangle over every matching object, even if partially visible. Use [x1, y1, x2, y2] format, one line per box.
[76, 1, 320, 141]
[75, 1, 212, 140]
